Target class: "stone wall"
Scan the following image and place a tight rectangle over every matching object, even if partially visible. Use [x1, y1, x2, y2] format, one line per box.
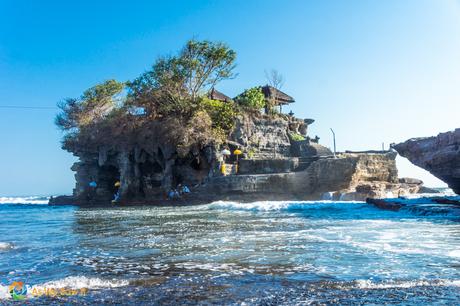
[290, 141, 333, 158]
[237, 158, 298, 175]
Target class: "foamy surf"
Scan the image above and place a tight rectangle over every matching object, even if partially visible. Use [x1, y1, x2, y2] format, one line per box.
[209, 200, 365, 211]
[39, 276, 129, 289]
[0, 242, 13, 251]
[0, 196, 49, 205]
[353, 279, 460, 289]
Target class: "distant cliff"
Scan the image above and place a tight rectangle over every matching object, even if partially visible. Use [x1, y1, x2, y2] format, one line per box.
[394, 129, 460, 195]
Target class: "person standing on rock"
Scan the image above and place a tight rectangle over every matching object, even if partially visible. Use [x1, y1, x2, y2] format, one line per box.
[112, 181, 121, 204]
[87, 180, 97, 202]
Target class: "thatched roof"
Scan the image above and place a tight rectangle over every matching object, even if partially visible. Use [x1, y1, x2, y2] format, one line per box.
[208, 88, 232, 102]
[261, 85, 295, 105]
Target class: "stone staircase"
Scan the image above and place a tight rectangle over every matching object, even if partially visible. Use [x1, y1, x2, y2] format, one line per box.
[223, 163, 237, 176]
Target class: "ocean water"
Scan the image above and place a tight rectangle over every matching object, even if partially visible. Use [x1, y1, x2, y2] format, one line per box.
[1, 196, 460, 305]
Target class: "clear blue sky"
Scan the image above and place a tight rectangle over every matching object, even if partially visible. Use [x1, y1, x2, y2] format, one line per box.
[1, 0, 459, 195]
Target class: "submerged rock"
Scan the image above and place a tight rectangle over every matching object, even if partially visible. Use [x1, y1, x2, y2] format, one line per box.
[394, 129, 460, 195]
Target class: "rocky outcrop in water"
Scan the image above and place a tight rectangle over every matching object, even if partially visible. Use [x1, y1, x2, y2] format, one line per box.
[51, 114, 423, 205]
[394, 129, 460, 195]
[303, 152, 421, 201]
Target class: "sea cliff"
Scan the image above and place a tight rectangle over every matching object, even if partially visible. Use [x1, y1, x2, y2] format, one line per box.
[393, 129, 460, 195]
[51, 113, 421, 205]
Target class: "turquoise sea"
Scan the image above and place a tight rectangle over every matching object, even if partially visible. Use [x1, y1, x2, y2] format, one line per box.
[1, 196, 460, 305]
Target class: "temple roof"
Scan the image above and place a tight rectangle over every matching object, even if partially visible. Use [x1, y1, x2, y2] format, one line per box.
[261, 85, 295, 105]
[208, 88, 232, 102]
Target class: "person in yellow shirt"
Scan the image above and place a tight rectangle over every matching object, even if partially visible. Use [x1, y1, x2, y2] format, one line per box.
[112, 181, 121, 204]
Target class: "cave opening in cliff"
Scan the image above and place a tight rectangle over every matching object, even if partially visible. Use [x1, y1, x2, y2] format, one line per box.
[190, 156, 204, 171]
[97, 165, 120, 195]
[139, 160, 163, 191]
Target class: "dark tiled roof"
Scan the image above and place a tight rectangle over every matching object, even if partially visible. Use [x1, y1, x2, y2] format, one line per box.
[208, 88, 232, 102]
[261, 85, 295, 105]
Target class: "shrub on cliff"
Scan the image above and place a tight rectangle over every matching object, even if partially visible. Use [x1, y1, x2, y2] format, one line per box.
[199, 97, 238, 140]
[55, 79, 125, 133]
[235, 87, 265, 111]
[56, 40, 239, 156]
[289, 132, 305, 141]
[176, 110, 215, 157]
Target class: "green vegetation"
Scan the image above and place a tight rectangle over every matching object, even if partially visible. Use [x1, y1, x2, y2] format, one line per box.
[289, 132, 306, 141]
[199, 97, 239, 142]
[126, 40, 236, 118]
[55, 39, 285, 156]
[234, 87, 265, 110]
[56, 39, 240, 154]
[55, 79, 125, 132]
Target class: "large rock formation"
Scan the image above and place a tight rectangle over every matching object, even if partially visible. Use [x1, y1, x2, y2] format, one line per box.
[203, 152, 421, 202]
[394, 129, 460, 195]
[51, 113, 422, 205]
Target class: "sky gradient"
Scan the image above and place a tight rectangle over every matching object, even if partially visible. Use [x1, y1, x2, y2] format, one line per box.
[1, 0, 459, 195]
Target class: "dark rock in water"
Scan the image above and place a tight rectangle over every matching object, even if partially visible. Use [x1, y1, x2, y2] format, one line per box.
[417, 186, 441, 194]
[432, 197, 460, 205]
[394, 129, 460, 195]
[366, 196, 460, 212]
[366, 198, 403, 211]
[49, 195, 76, 205]
[399, 177, 423, 185]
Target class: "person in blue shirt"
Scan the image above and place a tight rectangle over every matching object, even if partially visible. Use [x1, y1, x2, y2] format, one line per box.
[182, 185, 190, 194]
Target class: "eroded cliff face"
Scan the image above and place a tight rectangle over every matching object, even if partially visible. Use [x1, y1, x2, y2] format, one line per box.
[203, 152, 420, 202]
[309, 152, 420, 200]
[229, 114, 292, 158]
[54, 113, 421, 205]
[394, 129, 460, 195]
[66, 114, 305, 204]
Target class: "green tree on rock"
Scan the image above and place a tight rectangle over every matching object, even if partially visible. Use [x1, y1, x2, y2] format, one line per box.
[55, 79, 125, 132]
[127, 39, 237, 117]
[235, 87, 265, 110]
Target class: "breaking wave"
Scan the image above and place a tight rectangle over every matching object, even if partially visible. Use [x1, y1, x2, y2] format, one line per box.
[353, 279, 460, 289]
[0, 242, 13, 251]
[0, 196, 49, 205]
[38, 276, 129, 289]
[209, 200, 365, 211]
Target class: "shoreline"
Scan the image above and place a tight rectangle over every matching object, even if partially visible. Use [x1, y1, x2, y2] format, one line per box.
[48, 192, 459, 208]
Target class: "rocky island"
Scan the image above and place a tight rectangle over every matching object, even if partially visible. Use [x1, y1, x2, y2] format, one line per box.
[50, 40, 423, 206]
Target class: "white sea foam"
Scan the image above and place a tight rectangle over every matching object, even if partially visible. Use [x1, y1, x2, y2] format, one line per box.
[354, 279, 460, 289]
[0, 196, 49, 205]
[39, 276, 129, 289]
[448, 250, 460, 258]
[209, 200, 364, 211]
[412, 188, 456, 197]
[0, 242, 13, 251]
